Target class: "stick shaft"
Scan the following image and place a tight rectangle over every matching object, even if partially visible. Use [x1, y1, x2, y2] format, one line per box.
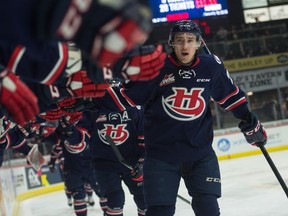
[177, 194, 190, 204]
[201, 38, 212, 55]
[259, 144, 288, 198]
[105, 135, 133, 170]
[106, 135, 191, 203]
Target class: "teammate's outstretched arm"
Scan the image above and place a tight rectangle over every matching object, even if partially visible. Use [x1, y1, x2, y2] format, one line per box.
[0, 0, 152, 69]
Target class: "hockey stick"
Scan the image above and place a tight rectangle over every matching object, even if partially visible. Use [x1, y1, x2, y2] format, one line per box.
[258, 143, 288, 198]
[176, 194, 190, 204]
[200, 38, 212, 55]
[105, 134, 191, 204]
[105, 135, 133, 170]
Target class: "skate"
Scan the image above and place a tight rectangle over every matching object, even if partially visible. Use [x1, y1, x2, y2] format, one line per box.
[87, 195, 95, 206]
[67, 198, 73, 207]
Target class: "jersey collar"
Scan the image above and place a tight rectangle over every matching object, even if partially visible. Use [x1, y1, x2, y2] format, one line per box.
[168, 53, 200, 68]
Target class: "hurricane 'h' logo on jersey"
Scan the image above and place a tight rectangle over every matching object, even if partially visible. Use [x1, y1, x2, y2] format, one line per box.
[162, 87, 205, 121]
[98, 124, 129, 146]
[64, 130, 89, 154]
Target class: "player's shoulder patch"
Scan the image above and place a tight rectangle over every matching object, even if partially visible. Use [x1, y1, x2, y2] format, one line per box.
[213, 54, 222, 64]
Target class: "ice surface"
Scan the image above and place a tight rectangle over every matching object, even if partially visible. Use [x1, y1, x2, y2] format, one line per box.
[19, 150, 288, 216]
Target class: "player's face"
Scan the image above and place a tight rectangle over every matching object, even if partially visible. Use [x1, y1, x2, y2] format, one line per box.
[173, 33, 199, 64]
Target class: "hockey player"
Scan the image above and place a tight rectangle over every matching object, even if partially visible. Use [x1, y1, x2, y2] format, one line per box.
[48, 142, 100, 208]
[0, 115, 32, 166]
[0, 114, 49, 168]
[61, 20, 268, 216]
[81, 105, 146, 216]
[47, 140, 74, 206]
[50, 112, 107, 216]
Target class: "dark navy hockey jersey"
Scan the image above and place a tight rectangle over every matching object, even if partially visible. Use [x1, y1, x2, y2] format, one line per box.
[0, 41, 68, 85]
[48, 125, 94, 175]
[79, 107, 145, 172]
[80, 53, 251, 164]
[0, 125, 32, 166]
[49, 142, 63, 167]
[0, 41, 69, 112]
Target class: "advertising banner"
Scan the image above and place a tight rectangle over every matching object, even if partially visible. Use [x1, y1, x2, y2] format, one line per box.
[243, 7, 270, 23]
[0, 173, 5, 216]
[269, 5, 288, 20]
[13, 166, 28, 195]
[230, 65, 288, 92]
[224, 52, 288, 72]
[25, 167, 42, 190]
[0, 169, 16, 216]
[213, 121, 288, 156]
[241, 0, 268, 9]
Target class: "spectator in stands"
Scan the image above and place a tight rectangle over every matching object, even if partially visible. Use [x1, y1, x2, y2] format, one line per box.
[229, 25, 239, 40]
[263, 29, 270, 37]
[216, 26, 228, 41]
[258, 46, 272, 56]
[244, 47, 254, 58]
[239, 23, 247, 38]
[224, 50, 236, 60]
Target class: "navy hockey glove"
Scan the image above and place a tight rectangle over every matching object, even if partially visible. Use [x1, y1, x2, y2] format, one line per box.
[39, 126, 56, 138]
[57, 98, 78, 111]
[57, 70, 109, 98]
[18, 123, 46, 140]
[57, 112, 82, 135]
[58, 98, 96, 113]
[239, 112, 267, 147]
[17, 124, 34, 138]
[39, 107, 63, 122]
[114, 45, 166, 81]
[58, 116, 73, 135]
[36, 0, 152, 68]
[131, 158, 144, 182]
[0, 68, 39, 125]
[63, 111, 83, 125]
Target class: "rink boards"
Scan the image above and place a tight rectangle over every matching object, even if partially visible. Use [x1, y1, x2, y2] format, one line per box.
[1, 120, 288, 216]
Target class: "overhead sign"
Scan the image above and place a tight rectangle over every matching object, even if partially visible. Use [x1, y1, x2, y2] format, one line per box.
[243, 7, 270, 23]
[268, 0, 288, 4]
[149, 0, 229, 23]
[230, 66, 288, 92]
[269, 5, 288, 20]
[224, 52, 288, 72]
[241, 0, 268, 9]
